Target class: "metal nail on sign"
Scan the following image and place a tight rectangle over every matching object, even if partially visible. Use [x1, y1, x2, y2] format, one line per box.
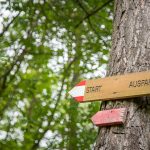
[68, 71, 150, 102]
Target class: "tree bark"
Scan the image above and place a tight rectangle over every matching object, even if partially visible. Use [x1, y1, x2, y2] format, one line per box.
[95, 0, 150, 150]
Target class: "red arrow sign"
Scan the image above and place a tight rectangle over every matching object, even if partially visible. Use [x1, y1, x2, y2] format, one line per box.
[91, 108, 127, 126]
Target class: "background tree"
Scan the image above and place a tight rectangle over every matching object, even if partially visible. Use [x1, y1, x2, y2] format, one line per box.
[95, 0, 150, 149]
[0, 0, 113, 149]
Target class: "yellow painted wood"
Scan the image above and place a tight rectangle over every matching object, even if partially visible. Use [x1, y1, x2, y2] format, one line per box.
[83, 71, 150, 102]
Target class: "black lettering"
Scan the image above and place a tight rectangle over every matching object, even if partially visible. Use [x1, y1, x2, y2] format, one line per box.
[86, 85, 102, 93]
[129, 79, 150, 88]
[89, 87, 92, 92]
[129, 81, 133, 88]
[98, 86, 102, 91]
[137, 80, 141, 87]
[95, 86, 98, 92]
[145, 79, 149, 86]
[141, 80, 145, 86]
[133, 81, 136, 87]
[86, 87, 89, 93]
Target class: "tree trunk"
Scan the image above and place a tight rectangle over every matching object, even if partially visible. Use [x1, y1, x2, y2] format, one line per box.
[95, 0, 150, 150]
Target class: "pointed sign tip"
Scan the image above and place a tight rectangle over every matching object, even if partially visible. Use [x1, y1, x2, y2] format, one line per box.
[91, 108, 127, 126]
[68, 80, 86, 102]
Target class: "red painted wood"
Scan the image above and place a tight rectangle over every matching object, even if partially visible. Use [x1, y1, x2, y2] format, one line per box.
[91, 108, 127, 126]
[76, 80, 86, 86]
[74, 96, 84, 102]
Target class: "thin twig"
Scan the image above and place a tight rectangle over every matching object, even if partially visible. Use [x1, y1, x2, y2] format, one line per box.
[0, 49, 26, 90]
[75, 0, 108, 47]
[31, 56, 78, 149]
[75, 0, 89, 15]
[0, 12, 20, 37]
[87, 18, 108, 47]
[75, 0, 113, 28]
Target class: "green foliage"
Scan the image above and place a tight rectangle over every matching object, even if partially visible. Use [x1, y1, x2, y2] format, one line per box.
[0, 0, 113, 149]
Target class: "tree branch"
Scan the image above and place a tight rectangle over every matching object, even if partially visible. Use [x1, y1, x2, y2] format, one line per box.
[87, 18, 108, 47]
[0, 12, 20, 37]
[0, 49, 26, 93]
[74, 0, 89, 15]
[75, 0, 113, 28]
[74, 0, 108, 47]
[31, 56, 78, 149]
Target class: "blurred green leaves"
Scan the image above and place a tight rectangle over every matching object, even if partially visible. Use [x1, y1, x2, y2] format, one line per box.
[0, 0, 113, 149]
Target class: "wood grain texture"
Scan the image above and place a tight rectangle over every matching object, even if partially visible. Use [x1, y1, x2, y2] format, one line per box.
[91, 108, 127, 126]
[83, 71, 150, 102]
[95, 0, 150, 150]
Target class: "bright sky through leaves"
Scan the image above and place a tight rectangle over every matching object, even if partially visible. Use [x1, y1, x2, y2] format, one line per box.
[0, 0, 113, 149]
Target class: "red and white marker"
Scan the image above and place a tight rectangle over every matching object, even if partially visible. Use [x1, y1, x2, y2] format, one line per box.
[69, 71, 150, 103]
[68, 81, 86, 102]
[91, 108, 127, 126]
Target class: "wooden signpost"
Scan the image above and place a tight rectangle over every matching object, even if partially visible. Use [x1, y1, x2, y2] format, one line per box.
[69, 71, 150, 126]
[91, 108, 127, 126]
[69, 71, 150, 103]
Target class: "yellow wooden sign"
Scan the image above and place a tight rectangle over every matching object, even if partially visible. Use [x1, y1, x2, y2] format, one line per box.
[69, 71, 150, 102]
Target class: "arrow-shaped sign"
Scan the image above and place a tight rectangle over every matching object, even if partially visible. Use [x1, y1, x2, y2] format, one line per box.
[91, 108, 127, 126]
[69, 71, 150, 102]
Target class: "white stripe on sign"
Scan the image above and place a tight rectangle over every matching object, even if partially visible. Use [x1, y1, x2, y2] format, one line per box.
[69, 86, 85, 97]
